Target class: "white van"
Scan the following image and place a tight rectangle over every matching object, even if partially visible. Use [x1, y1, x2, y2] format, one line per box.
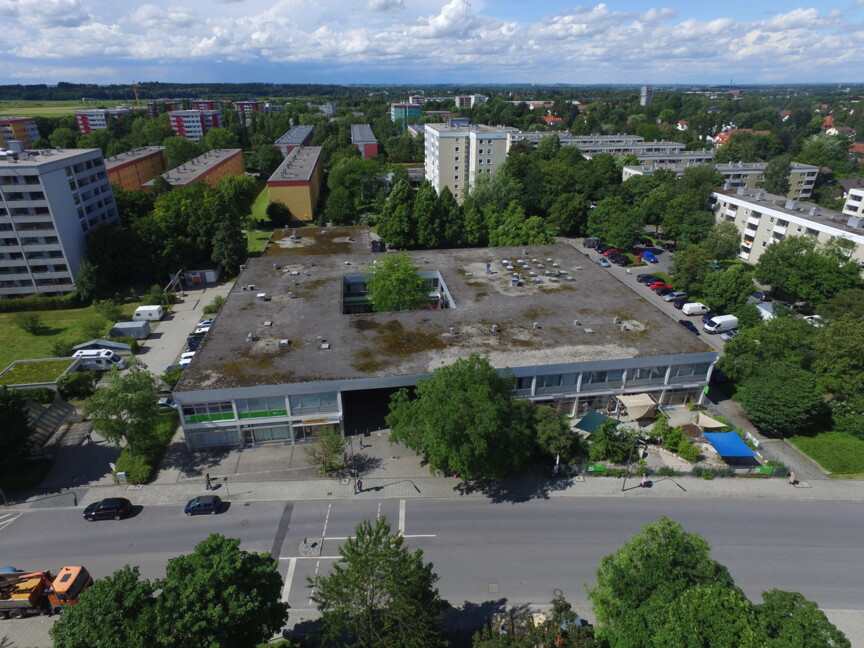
[72, 349, 127, 371]
[133, 305, 164, 321]
[703, 315, 739, 334]
[682, 302, 709, 316]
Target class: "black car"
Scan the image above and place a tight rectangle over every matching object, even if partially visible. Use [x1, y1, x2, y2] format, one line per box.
[678, 319, 701, 336]
[184, 495, 222, 516]
[701, 312, 714, 324]
[672, 299, 687, 310]
[655, 287, 674, 297]
[636, 274, 660, 284]
[614, 256, 631, 266]
[187, 338, 202, 352]
[83, 497, 132, 521]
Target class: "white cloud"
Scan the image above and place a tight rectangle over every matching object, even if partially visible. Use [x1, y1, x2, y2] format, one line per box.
[4, 0, 90, 28]
[366, 0, 405, 13]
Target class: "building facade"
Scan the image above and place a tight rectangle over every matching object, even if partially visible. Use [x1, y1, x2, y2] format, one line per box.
[711, 187, 864, 265]
[105, 146, 167, 190]
[842, 184, 864, 219]
[75, 109, 132, 134]
[390, 104, 422, 130]
[267, 147, 324, 222]
[167, 110, 222, 141]
[640, 85, 653, 107]
[0, 118, 41, 149]
[0, 148, 119, 298]
[142, 149, 244, 190]
[275, 126, 315, 157]
[190, 100, 220, 111]
[350, 125, 379, 158]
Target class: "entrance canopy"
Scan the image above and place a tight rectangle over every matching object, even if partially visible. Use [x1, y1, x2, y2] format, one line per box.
[703, 432, 757, 458]
[617, 393, 657, 421]
[575, 411, 619, 435]
[697, 412, 728, 429]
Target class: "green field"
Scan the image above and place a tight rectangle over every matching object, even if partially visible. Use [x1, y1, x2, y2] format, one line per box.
[791, 431, 864, 476]
[0, 303, 138, 370]
[0, 100, 117, 117]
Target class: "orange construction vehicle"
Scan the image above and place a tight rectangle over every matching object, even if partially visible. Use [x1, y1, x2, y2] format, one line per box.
[0, 566, 92, 619]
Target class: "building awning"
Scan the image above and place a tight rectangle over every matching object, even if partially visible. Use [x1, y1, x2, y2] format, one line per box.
[697, 412, 728, 429]
[703, 432, 757, 457]
[575, 411, 619, 435]
[617, 393, 657, 421]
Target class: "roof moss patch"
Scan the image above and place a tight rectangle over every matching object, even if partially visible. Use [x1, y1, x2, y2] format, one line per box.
[0, 358, 75, 386]
[268, 226, 366, 257]
[351, 319, 448, 370]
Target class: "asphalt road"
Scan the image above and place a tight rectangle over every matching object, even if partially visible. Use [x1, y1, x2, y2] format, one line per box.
[4, 497, 863, 617]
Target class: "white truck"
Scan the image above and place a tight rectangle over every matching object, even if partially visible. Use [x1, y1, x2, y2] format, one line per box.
[703, 314, 738, 334]
[71, 349, 126, 371]
[133, 305, 164, 321]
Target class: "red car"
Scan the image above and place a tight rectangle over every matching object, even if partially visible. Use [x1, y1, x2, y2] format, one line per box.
[651, 283, 672, 292]
[603, 248, 619, 257]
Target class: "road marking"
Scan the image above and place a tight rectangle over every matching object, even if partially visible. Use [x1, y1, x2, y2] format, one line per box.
[281, 558, 296, 602]
[308, 560, 320, 606]
[0, 512, 21, 533]
[399, 499, 406, 534]
[377, 502, 381, 519]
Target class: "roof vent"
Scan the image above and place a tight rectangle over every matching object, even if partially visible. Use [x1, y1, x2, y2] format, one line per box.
[257, 292, 267, 301]
[613, 316, 621, 324]
[755, 191, 765, 201]
[449, 327, 457, 335]
[785, 199, 798, 210]
[573, 319, 581, 326]
[533, 322, 541, 329]
[246, 333, 258, 343]
[279, 339, 291, 347]
[263, 321, 273, 326]
[620, 323, 629, 331]
[809, 206, 820, 217]
[491, 324, 500, 333]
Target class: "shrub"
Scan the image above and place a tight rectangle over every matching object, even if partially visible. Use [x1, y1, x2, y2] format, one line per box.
[57, 370, 97, 400]
[655, 466, 680, 477]
[13, 387, 56, 404]
[0, 291, 81, 313]
[162, 366, 184, 389]
[50, 337, 75, 358]
[676, 439, 701, 463]
[202, 295, 225, 315]
[94, 299, 123, 322]
[14, 312, 45, 335]
[692, 466, 734, 479]
[662, 425, 685, 451]
[111, 337, 139, 353]
[114, 450, 154, 484]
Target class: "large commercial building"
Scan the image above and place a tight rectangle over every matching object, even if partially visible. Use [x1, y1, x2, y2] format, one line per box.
[275, 126, 314, 157]
[172, 228, 717, 450]
[105, 146, 167, 190]
[267, 147, 324, 222]
[711, 187, 864, 265]
[167, 110, 222, 141]
[623, 160, 820, 200]
[0, 148, 119, 298]
[75, 108, 132, 134]
[350, 125, 379, 159]
[142, 149, 244, 190]
[0, 118, 41, 149]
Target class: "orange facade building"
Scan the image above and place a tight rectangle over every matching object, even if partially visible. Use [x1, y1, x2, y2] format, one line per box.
[0, 117, 40, 149]
[267, 147, 324, 222]
[142, 149, 244, 190]
[105, 147, 167, 190]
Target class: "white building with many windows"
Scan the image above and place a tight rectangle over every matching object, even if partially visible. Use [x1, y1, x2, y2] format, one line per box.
[0, 148, 119, 298]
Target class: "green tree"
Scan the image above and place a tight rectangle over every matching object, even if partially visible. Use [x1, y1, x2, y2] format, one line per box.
[326, 185, 356, 225]
[588, 516, 737, 648]
[265, 201, 292, 226]
[812, 316, 864, 397]
[202, 127, 240, 151]
[669, 244, 710, 293]
[0, 387, 34, 478]
[254, 145, 284, 176]
[700, 264, 754, 314]
[817, 289, 864, 322]
[14, 311, 45, 335]
[702, 221, 741, 261]
[587, 419, 630, 464]
[535, 405, 581, 463]
[387, 354, 535, 479]
[50, 566, 155, 648]
[49, 127, 79, 148]
[163, 136, 202, 168]
[760, 154, 792, 196]
[211, 219, 248, 275]
[215, 174, 259, 219]
[547, 193, 589, 236]
[376, 179, 416, 248]
[414, 181, 444, 249]
[154, 534, 288, 648]
[364, 252, 428, 312]
[755, 589, 850, 648]
[309, 517, 448, 648]
[303, 426, 345, 476]
[84, 367, 160, 453]
[737, 362, 826, 437]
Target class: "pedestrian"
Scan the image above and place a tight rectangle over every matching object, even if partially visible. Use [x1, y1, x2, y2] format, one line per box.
[356, 479, 363, 492]
[788, 472, 796, 486]
[83, 431, 92, 445]
[205, 472, 211, 490]
[358, 437, 365, 450]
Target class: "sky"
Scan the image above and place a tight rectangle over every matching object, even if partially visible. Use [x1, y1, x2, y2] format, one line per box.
[1, 0, 863, 86]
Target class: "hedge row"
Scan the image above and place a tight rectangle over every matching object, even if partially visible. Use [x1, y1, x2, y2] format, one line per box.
[113, 411, 178, 484]
[0, 291, 82, 313]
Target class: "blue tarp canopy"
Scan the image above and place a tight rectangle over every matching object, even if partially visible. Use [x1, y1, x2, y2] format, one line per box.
[703, 432, 757, 458]
[575, 411, 619, 435]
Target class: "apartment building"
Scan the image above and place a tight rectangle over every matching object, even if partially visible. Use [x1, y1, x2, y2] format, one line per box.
[622, 160, 819, 199]
[455, 94, 488, 108]
[0, 148, 119, 298]
[105, 146, 166, 190]
[235, 101, 264, 114]
[167, 110, 222, 141]
[142, 149, 244, 190]
[350, 125, 379, 158]
[842, 182, 864, 219]
[191, 100, 220, 111]
[711, 187, 864, 265]
[640, 85, 653, 107]
[267, 147, 324, 222]
[146, 100, 181, 118]
[0, 118, 41, 149]
[75, 108, 132, 134]
[275, 126, 314, 157]
[390, 104, 421, 130]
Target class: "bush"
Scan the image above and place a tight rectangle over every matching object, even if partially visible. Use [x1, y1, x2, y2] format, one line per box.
[202, 295, 225, 315]
[94, 299, 123, 322]
[12, 386, 57, 404]
[57, 370, 97, 400]
[114, 450, 154, 484]
[655, 466, 680, 477]
[14, 312, 46, 335]
[676, 439, 701, 463]
[0, 291, 82, 313]
[692, 466, 734, 479]
[162, 366, 185, 389]
[662, 425, 685, 451]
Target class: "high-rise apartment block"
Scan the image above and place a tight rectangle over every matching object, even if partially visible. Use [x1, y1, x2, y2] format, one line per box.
[390, 104, 421, 130]
[0, 148, 119, 298]
[104, 146, 167, 190]
[190, 100, 221, 111]
[0, 118, 41, 149]
[640, 85, 654, 107]
[167, 110, 222, 141]
[75, 108, 132, 134]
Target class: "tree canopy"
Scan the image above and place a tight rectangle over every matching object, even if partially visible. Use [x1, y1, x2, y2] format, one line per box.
[0, 387, 34, 479]
[387, 354, 535, 479]
[84, 367, 160, 454]
[737, 362, 827, 437]
[364, 252, 429, 312]
[309, 516, 448, 648]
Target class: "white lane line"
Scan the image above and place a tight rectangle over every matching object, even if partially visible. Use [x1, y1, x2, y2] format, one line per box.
[281, 558, 296, 603]
[308, 560, 320, 606]
[321, 503, 332, 539]
[0, 513, 21, 532]
[399, 499, 406, 535]
[377, 502, 381, 519]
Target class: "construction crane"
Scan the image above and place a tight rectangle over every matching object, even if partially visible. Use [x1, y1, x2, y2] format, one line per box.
[131, 82, 142, 108]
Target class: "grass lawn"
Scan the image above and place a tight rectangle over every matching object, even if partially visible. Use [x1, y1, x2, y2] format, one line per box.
[0, 358, 76, 385]
[246, 230, 272, 254]
[249, 185, 270, 223]
[790, 431, 864, 475]
[0, 303, 138, 370]
[0, 100, 113, 117]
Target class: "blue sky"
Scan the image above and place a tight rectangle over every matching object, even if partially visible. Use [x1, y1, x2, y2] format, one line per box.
[0, 0, 863, 85]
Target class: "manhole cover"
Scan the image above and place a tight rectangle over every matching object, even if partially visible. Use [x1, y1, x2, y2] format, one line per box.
[488, 583, 500, 593]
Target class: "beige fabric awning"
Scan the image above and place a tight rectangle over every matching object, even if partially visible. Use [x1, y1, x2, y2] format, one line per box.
[697, 412, 727, 429]
[617, 393, 657, 420]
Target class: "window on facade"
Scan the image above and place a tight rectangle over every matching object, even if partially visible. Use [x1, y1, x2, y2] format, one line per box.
[627, 366, 665, 383]
[236, 396, 288, 419]
[183, 401, 235, 424]
[454, 175, 459, 180]
[289, 392, 338, 413]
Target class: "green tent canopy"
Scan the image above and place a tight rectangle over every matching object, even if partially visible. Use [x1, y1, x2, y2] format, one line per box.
[575, 411, 620, 435]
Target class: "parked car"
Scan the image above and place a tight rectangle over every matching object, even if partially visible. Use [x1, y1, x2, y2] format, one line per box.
[597, 257, 611, 268]
[803, 315, 825, 327]
[672, 299, 687, 310]
[194, 327, 211, 335]
[637, 274, 660, 283]
[158, 397, 176, 412]
[603, 248, 619, 257]
[720, 329, 739, 341]
[701, 312, 715, 324]
[648, 280, 669, 289]
[186, 339, 202, 352]
[677, 319, 701, 336]
[197, 318, 215, 328]
[655, 287, 674, 297]
[661, 241, 676, 251]
[650, 282, 672, 291]
[180, 351, 196, 361]
[614, 256, 631, 266]
[184, 495, 222, 516]
[83, 498, 132, 521]
[187, 332, 206, 342]
[663, 291, 688, 302]
[751, 291, 772, 302]
[642, 251, 659, 263]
